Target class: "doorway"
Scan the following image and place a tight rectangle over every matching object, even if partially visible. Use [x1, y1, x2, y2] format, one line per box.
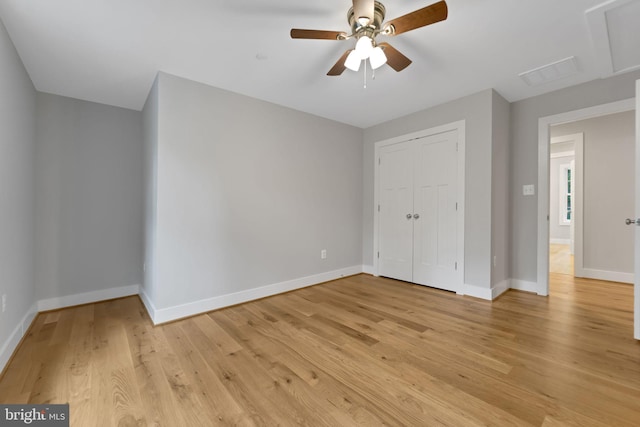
[548, 133, 581, 277]
[548, 112, 635, 284]
[537, 98, 635, 295]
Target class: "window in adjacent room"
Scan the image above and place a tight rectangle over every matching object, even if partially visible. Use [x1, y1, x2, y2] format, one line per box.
[559, 162, 572, 225]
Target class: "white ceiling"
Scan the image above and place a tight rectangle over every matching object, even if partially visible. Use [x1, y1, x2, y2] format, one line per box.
[0, 0, 635, 128]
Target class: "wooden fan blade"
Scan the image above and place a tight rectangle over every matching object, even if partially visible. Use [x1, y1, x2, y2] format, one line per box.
[378, 42, 412, 72]
[384, 0, 448, 36]
[327, 50, 353, 76]
[290, 29, 346, 40]
[353, 0, 375, 25]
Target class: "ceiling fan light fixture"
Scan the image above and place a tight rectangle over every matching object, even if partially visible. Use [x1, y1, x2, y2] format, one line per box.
[291, 1, 449, 77]
[355, 35, 374, 59]
[345, 50, 362, 71]
[369, 46, 387, 69]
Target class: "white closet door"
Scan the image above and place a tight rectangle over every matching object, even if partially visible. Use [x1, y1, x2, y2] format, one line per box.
[412, 130, 459, 291]
[378, 141, 414, 282]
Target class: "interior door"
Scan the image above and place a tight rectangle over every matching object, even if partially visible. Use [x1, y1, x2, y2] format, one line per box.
[378, 141, 414, 282]
[413, 130, 459, 291]
[635, 80, 639, 340]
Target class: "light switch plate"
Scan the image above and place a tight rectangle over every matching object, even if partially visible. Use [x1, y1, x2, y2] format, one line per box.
[523, 184, 535, 196]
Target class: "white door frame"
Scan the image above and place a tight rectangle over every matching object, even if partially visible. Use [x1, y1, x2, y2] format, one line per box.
[537, 98, 635, 296]
[373, 120, 466, 292]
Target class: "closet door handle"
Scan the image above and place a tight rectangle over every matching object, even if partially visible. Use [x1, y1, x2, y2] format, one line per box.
[413, 214, 420, 220]
[406, 214, 413, 219]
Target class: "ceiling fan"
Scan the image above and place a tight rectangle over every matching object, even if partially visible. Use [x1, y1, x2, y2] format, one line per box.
[290, 0, 448, 76]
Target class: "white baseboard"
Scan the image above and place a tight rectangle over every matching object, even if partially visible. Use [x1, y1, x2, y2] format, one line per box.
[461, 283, 493, 300]
[37, 284, 140, 312]
[510, 279, 543, 295]
[362, 265, 374, 275]
[148, 265, 363, 325]
[462, 282, 509, 301]
[550, 238, 571, 245]
[463, 279, 544, 301]
[580, 268, 633, 284]
[1, 303, 37, 374]
[138, 286, 158, 324]
[491, 280, 511, 299]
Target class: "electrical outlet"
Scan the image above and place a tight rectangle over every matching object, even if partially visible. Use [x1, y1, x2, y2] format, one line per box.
[1, 294, 6, 313]
[523, 184, 535, 196]
[321, 249, 327, 259]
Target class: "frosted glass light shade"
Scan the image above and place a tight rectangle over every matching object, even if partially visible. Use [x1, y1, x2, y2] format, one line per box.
[345, 50, 362, 71]
[355, 36, 373, 59]
[369, 46, 387, 69]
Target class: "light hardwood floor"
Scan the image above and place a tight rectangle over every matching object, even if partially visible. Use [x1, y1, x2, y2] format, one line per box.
[1, 274, 639, 426]
[549, 244, 574, 275]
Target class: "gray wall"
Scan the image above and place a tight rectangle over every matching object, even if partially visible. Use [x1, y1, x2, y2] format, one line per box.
[149, 72, 363, 309]
[510, 69, 640, 284]
[363, 90, 494, 289]
[0, 17, 36, 366]
[35, 93, 144, 300]
[491, 90, 511, 286]
[551, 111, 635, 274]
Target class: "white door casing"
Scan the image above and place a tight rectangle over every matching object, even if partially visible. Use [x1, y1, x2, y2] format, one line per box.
[569, 158, 576, 255]
[374, 121, 465, 293]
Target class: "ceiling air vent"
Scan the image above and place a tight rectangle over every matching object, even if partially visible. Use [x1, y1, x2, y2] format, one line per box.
[518, 56, 579, 87]
[586, 0, 640, 77]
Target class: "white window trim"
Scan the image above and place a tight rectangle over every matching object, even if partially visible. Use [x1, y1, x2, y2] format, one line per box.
[558, 162, 572, 226]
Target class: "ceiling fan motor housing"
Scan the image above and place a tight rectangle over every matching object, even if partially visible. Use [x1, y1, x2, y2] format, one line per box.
[348, 1, 386, 36]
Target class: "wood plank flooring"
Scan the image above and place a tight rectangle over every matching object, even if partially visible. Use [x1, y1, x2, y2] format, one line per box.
[1, 273, 640, 426]
[549, 244, 574, 275]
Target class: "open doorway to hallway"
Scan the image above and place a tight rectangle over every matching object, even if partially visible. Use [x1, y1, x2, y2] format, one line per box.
[548, 132, 579, 277]
[548, 110, 635, 284]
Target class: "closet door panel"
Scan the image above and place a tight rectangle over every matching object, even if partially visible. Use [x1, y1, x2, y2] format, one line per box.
[413, 130, 459, 291]
[378, 141, 414, 282]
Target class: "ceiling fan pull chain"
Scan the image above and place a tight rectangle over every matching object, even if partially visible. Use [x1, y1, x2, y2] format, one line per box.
[372, 60, 376, 80]
[363, 59, 367, 88]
